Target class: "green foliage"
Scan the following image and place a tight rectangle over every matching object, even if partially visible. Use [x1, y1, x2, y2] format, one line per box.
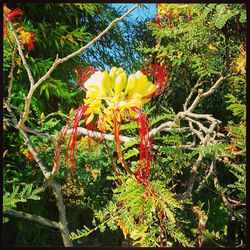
[70, 176, 194, 247]
[38, 78, 78, 103]
[212, 5, 240, 29]
[225, 93, 246, 122]
[3, 2, 246, 247]
[3, 183, 42, 222]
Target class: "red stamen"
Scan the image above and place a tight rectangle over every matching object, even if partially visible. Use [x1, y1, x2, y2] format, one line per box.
[64, 106, 89, 173]
[53, 122, 69, 174]
[132, 108, 152, 188]
[155, 14, 162, 25]
[141, 63, 170, 97]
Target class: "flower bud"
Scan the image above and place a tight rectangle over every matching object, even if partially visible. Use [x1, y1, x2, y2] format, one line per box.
[114, 72, 127, 95]
[101, 71, 112, 93]
[125, 74, 136, 95]
[109, 67, 118, 79]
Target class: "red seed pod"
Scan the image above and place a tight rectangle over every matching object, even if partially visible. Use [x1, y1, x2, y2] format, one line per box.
[155, 13, 162, 25]
[188, 13, 193, 21]
[236, 23, 241, 32]
[166, 9, 171, 21]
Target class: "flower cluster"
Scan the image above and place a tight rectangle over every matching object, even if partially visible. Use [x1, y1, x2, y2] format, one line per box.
[3, 4, 36, 52]
[83, 67, 157, 131]
[156, 3, 197, 26]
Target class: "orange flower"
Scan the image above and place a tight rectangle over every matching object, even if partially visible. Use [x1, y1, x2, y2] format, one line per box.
[3, 3, 23, 19]
[19, 29, 36, 51]
[3, 3, 23, 37]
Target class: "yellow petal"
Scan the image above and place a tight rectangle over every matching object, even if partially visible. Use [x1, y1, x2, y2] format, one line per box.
[109, 67, 118, 89]
[102, 71, 112, 93]
[84, 71, 106, 96]
[85, 113, 94, 124]
[109, 67, 126, 91]
[114, 72, 127, 95]
[127, 98, 142, 109]
[128, 71, 156, 98]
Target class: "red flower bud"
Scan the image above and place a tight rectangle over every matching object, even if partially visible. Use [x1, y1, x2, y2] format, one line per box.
[6, 8, 23, 20]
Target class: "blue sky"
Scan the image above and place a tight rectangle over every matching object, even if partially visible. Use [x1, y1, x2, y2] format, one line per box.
[111, 3, 156, 21]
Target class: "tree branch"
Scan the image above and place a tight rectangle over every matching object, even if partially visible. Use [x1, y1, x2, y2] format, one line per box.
[66, 127, 135, 144]
[4, 209, 59, 229]
[213, 175, 246, 224]
[4, 13, 35, 87]
[184, 77, 205, 110]
[187, 76, 225, 112]
[4, 5, 140, 246]
[22, 125, 55, 142]
[4, 104, 72, 246]
[175, 153, 203, 201]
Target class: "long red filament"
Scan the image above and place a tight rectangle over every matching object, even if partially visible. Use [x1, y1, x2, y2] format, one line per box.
[132, 108, 152, 188]
[53, 121, 69, 174]
[64, 105, 89, 173]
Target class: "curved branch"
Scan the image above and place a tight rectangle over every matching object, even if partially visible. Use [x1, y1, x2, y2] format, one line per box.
[22, 125, 54, 142]
[4, 209, 59, 229]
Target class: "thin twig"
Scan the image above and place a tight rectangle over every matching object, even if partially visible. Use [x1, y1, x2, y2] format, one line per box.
[22, 125, 54, 142]
[213, 175, 245, 224]
[195, 160, 216, 193]
[216, 157, 244, 174]
[185, 117, 209, 133]
[175, 153, 203, 201]
[149, 121, 173, 138]
[184, 77, 205, 110]
[7, 44, 17, 103]
[188, 121, 204, 141]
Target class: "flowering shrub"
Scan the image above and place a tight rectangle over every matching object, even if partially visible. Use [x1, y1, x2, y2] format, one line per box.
[56, 66, 169, 187]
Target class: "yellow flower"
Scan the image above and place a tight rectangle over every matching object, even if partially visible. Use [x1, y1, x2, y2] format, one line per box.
[83, 67, 157, 129]
[208, 43, 218, 51]
[114, 71, 127, 95]
[173, 9, 179, 18]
